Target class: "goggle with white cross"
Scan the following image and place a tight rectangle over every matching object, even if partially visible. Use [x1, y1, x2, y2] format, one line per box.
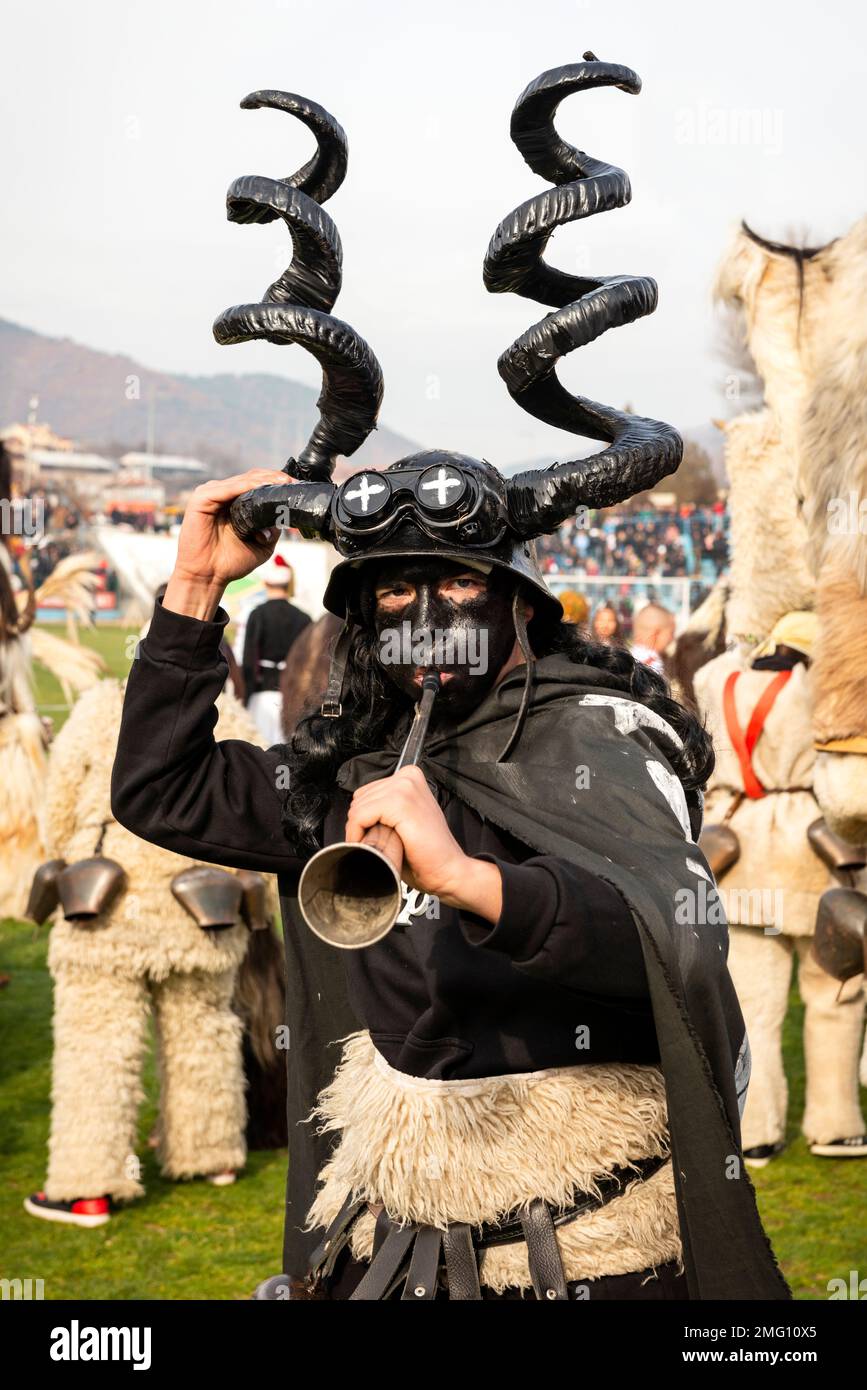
[330, 455, 509, 549]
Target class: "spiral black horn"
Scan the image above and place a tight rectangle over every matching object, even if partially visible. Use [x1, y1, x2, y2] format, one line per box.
[484, 55, 682, 538]
[214, 90, 384, 503]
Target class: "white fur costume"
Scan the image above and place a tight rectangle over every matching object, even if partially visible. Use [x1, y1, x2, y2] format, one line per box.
[42, 677, 268, 1201]
[305, 1032, 681, 1295]
[690, 224, 867, 1142]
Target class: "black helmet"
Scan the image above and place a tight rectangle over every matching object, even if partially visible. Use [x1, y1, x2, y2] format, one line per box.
[320, 451, 562, 621]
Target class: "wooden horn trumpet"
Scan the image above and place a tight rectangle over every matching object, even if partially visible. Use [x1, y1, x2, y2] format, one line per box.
[298, 670, 441, 949]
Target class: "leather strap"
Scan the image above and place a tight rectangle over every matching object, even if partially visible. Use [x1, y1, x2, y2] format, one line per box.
[349, 1224, 416, 1301]
[306, 1191, 366, 1281]
[442, 1224, 482, 1300]
[476, 1153, 668, 1248]
[723, 669, 791, 800]
[400, 1227, 442, 1300]
[497, 591, 535, 764]
[320, 618, 355, 716]
[372, 1206, 393, 1257]
[317, 1153, 670, 1299]
[520, 1199, 569, 1301]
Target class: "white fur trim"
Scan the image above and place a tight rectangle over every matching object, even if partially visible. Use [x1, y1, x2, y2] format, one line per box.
[306, 1032, 682, 1292]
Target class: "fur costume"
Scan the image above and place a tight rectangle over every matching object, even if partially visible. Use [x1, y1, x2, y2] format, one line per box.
[694, 223, 867, 1144]
[694, 656, 829, 937]
[720, 410, 814, 649]
[111, 59, 790, 1300]
[726, 926, 865, 1150]
[42, 677, 269, 1201]
[0, 543, 103, 918]
[305, 1032, 681, 1294]
[716, 218, 867, 843]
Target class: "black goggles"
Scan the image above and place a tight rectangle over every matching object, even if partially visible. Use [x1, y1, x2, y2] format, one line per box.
[331, 461, 508, 545]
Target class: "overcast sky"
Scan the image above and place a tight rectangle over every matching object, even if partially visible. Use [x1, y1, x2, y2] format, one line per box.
[2, 0, 865, 466]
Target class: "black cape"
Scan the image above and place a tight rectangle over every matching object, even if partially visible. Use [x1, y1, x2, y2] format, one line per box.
[338, 654, 791, 1301]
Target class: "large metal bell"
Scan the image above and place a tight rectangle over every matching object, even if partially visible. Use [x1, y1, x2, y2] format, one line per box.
[812, 888, 867, 982]
[57, 857, 127, 923]
[807, 818, 867, 875]
[698, 824, 741, 880]
[170, 867, 243, 930]
[24, 859, 67, 924]
[237, 870, 270, 932]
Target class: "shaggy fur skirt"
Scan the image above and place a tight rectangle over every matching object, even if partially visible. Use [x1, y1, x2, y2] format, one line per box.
[305, 1032, 683, 1296]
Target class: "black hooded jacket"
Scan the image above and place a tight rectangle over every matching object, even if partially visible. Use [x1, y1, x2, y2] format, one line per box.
[111, 597, 790, 1300]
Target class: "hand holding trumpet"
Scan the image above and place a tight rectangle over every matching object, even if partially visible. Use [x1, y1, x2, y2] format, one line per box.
[344, 765, 502, 919]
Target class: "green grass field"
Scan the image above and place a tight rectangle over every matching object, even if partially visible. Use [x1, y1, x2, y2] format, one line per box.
[1, 624, 864, 1299]
[1, 920, 863, 1300]
[0, 923, 286, 1300]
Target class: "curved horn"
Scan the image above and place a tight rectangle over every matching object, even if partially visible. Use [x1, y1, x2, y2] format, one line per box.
[238, 90, 348, 206]
[484, 55, 682, 537]
[229, 478, 334, 543]
[213, 90, 384, 486]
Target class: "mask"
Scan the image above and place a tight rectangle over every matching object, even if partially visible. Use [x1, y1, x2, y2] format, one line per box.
[368, 561, 518, 719]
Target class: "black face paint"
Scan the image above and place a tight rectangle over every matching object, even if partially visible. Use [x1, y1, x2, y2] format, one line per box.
[368, 559, 517, 719]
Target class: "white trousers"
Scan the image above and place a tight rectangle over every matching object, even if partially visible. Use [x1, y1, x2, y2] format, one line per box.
[727, 925, 865, 1148]
[246, 691, 285, 748]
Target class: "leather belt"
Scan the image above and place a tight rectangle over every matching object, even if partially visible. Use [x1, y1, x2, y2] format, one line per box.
[307, 1152, 669, 1301]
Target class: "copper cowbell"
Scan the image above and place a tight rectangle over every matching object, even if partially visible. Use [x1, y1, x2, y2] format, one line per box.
[698, 824, 741, 880]
[58, 857, 128, 922]
[171, 867, 243, 930]
[24, 859, 68, 924]
[812, 888, 867, 983]
[236, 870, 270, 932]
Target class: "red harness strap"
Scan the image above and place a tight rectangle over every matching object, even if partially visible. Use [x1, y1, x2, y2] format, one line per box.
[723, 670, 792, 800]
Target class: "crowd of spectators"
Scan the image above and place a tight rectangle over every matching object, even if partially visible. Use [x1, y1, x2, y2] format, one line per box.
[536, 505, 729, 582]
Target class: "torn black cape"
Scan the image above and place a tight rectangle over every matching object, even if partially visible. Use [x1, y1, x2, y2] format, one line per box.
[338, 654, 791, 1301]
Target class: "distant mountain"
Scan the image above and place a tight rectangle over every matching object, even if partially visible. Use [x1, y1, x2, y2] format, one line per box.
[0, 317, 421, 477]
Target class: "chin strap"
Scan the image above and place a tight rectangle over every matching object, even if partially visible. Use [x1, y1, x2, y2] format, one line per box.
[496, 590, 535, 763]
[320, 617, 356, 716]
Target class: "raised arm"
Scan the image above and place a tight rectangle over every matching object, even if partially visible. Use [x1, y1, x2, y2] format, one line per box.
[110, 469, 304, 873]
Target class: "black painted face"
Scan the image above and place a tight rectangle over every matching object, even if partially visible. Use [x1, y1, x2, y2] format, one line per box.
[367, 558, 518, 719]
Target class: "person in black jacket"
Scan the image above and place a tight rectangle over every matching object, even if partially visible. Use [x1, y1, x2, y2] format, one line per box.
[110, 459, 787, 1302]
[110, 62, 790, 1301]
[241, 552, 311, 745]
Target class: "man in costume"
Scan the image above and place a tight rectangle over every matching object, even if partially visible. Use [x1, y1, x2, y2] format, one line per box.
[692, 224, 867, 1160]
[695, 609, 866, 1163]
[25, 670, 276, 1226]
[111, 58, 789, 1299]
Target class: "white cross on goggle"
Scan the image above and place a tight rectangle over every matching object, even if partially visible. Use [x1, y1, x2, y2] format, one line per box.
[338, 463, 471, 525]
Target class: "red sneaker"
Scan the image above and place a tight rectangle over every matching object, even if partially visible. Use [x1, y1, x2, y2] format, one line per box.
[24, 1192, 111, 1227]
